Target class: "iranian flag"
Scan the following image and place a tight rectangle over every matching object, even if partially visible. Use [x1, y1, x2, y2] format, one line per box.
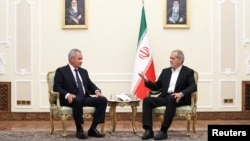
[130, 6, 156, 100]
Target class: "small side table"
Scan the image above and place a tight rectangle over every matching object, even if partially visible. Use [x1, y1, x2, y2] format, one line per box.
[108, 100, 140, 133]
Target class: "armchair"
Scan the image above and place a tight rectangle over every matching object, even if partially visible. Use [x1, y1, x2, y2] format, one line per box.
[46, 71, 104, 137]
[149, 71, 198, 136]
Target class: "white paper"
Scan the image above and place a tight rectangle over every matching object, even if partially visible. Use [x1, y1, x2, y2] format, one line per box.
[116, 93, 131, 101]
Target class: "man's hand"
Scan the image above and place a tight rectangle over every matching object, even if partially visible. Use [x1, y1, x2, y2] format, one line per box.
[67, 94, 76, 103]
[169, 17, 175, 23]
[171, 92, 183, 103]
[72, 18, 79, 24]
[138, 71, 148, 82]
[179, 17, 184, 23]
[96, 91, 105, 98]
[77, 14, 82, 20]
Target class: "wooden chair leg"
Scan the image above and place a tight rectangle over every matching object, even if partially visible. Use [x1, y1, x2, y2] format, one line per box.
[192, 114, 197, 133]
[100, 123, 105, 135]
[61, 115, 68, 137]
[49, 112, 54, 134]
[159, 115, 164, 123]
[186, 114, 191, 136]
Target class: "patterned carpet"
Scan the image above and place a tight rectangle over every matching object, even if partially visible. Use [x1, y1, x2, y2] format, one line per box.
[0, 130, 207, 141]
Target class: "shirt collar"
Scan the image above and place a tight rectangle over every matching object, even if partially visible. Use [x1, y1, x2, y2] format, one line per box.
[171, 65, 182, 72]
[69, 64, 76, 71]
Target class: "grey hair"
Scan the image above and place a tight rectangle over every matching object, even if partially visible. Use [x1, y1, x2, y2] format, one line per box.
[172, 49, 185, 63]
[68, 48, 81, 61]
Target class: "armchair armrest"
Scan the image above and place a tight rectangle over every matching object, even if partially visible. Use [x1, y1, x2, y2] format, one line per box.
[49, 90, 62, 112]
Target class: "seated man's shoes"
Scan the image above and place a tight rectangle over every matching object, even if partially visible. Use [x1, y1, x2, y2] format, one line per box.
[141, 130, 154, 140]
[76, 129, 88, 139]
[154, 131, 168, 140]
[88, 128, 105, 137]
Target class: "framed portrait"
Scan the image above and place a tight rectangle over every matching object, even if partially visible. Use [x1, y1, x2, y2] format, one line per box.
[62, 0, 88, 29]
[163, 0, 190, 29]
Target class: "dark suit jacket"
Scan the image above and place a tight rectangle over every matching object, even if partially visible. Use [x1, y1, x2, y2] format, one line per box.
[53, 65, 100, 105]
[145, 65, 197, 105]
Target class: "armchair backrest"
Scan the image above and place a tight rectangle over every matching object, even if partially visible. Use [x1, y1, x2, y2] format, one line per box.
[194, 71, 198, 85]
[46, 71, 57, 105]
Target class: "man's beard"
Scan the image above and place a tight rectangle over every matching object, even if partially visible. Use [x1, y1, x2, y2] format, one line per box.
[173, 7, 179, 12]
[72, 6, 77, 12]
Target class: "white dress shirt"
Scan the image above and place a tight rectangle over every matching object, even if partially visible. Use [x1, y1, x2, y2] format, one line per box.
[168, 66, 182, 93]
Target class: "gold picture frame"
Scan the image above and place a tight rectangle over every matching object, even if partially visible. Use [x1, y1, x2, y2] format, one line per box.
[62, 0, 88, 29]
[163, 0, 190, 29]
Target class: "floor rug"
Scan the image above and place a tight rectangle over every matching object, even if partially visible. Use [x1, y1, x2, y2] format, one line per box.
[0, 130, 207, 141]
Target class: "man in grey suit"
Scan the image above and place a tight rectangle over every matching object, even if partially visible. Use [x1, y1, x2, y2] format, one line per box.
[53, 48, 107, 139]
[139, 49, 197, 140]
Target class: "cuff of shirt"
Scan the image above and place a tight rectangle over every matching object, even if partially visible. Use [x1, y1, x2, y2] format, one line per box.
[180, 92, 184, 97]
[65, 93, 70, 99]
[95, 90, 101, 93]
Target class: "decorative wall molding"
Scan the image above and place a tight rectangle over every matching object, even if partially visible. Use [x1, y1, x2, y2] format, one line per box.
[242, 0, 250, 47]
[0, 52, 6, 74]
[218, 0, 238, 75]
[14, 0, 34, 76]
[0, 0, 9, 47]
[197, 80, 213, 110]
[219, 80, 238, 108]
[242, 0, 250, 75]
[14, 80, 33, 109]
[242, 37, 250, 47]
[246, 52, 250, 74]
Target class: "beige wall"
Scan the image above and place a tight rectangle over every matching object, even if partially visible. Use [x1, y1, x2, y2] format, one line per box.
[1, 0, 250, 112]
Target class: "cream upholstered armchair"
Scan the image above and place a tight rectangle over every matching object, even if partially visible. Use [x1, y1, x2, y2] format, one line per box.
[149, 71, 198, 136]
[46, 71, 104, 137]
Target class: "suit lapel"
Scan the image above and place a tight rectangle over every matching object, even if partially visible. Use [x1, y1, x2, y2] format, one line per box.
[165, 69, 172, 88]
[66, 65, 77, 88]
[78, 69, 87, 89]
[175, 67, 185, 87]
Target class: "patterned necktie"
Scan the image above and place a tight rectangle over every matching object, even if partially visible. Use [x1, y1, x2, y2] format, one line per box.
[74, 69, 84, 96]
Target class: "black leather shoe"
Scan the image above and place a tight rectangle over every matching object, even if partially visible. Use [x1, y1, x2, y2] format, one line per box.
[141, 130, 154, 140]
[88, 128, 105, 137]
[154, 131, 168, 140]
[76, 129, 88, 139]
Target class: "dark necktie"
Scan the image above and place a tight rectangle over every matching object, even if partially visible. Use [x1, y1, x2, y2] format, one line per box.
[75, 69, 84, 96]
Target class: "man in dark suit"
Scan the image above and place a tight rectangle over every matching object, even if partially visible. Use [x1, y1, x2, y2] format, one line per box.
[53, 48, 107, 139]
[139, 49, 197, 140]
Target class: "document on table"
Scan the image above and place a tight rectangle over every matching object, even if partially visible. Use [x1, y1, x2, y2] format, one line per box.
[116, 93, 131, 101]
